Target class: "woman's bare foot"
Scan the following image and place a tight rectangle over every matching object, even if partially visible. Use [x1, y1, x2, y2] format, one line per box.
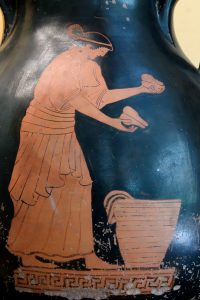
[85, 253, 123, 270]
[22, 255, 57, 269]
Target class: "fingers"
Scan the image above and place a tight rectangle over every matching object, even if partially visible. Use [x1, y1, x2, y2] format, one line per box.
[128, 126, 138, 133]
[122, 106, 148, 128]
[141, 73, 164, 86]
[119, 106, 149, 132]
[141, 73, 165, 94]
[157, 85, 165, 93]
[142, 82, 165, 94]
[120, 112, 148, 129]
[131, 113, 148, 128]
[120, 118, 133, 125]
[121, 117, 146, 129]
[117, 120, 138, 132]
[144, 84, 164, 93]
[122, 125, 138, 133]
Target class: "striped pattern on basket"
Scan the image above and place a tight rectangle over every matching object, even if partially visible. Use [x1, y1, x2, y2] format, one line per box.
[104, 191, 181, 269]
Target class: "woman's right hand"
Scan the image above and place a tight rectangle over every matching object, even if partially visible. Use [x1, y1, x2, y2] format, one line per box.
[110, 118, 138, 133]
[120, 106, 149, 129]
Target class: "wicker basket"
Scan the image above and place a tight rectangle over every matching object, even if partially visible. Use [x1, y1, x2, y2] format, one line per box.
[104, 191, 181, 269]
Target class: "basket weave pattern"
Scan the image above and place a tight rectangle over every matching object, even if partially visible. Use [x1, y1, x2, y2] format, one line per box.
[104, 191, 181, 269]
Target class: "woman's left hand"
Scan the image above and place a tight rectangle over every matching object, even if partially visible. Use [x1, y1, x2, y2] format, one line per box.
[140, 74, 165, 94]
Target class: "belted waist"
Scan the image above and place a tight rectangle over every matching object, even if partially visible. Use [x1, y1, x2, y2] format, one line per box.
[21, 102, 75, 135]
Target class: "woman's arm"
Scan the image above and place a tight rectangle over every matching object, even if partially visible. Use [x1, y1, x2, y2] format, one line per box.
[69, 95, 136, 132]
[101, 86, 145, 108]
[101, 78, 165, 107]
[94, 64, 165, 108]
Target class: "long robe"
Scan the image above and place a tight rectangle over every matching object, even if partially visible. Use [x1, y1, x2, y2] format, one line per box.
[7, 48, 107, 260]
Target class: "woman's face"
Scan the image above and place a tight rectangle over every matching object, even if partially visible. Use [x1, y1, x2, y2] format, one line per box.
[96, 47, 110, 57]
[88, 47, 110, 59]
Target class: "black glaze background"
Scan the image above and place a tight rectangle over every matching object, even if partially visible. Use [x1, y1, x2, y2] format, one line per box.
[0, 0, 200, 299]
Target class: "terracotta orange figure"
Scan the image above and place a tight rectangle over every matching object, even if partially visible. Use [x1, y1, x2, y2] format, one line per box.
[6, 24, 165, 269]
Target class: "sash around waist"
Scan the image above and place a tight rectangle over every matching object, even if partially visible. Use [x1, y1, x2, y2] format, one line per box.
[21, 103, 75, 135]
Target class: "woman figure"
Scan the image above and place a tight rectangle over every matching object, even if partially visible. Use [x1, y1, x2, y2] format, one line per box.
[7, 24, 165, 269]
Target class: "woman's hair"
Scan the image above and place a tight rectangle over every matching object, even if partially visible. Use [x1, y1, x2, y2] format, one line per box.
[67, 24, 113, 51]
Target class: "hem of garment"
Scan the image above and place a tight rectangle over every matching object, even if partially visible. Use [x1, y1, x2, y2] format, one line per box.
[6, 245, 93, 262]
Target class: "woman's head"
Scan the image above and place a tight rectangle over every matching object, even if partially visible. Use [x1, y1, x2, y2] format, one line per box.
[67, 24, 113, 55]
[70, 43, 110, 60]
